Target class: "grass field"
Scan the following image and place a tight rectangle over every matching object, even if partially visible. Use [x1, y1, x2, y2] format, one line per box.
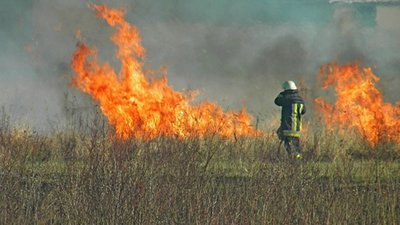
[0, 111, 399, 224]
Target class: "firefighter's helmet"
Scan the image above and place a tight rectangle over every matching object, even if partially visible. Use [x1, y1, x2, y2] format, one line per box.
[282, 80, 297, 90]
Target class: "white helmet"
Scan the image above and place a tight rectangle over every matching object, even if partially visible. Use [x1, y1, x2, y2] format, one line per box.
[282, 80, 297, 90]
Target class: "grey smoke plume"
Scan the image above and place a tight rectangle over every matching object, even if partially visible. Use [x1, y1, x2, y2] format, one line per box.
[1, 0, 400, 130]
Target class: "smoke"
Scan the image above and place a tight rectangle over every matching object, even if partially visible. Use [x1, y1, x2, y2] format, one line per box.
[1, 0, 400, 130]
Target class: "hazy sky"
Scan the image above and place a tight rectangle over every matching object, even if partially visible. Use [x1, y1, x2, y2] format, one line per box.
[1, 0, 399, 130]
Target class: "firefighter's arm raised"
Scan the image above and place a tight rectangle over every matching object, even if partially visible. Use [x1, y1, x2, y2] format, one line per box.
[274, 93, 284, 106]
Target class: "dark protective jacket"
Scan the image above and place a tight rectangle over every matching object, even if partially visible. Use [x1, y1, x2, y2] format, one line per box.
[274, 90, 306, 137]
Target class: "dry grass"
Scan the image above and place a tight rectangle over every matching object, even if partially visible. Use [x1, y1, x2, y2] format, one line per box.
[0, 111, 399, 225]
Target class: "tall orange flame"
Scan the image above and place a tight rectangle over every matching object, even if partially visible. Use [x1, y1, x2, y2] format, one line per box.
[315, 63, 400, 145]
[70, 4, 260, 139]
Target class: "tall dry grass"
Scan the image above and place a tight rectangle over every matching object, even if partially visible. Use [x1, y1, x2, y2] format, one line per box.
[0, 110, 399, 224]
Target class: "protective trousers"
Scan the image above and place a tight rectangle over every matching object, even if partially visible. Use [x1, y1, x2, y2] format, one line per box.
[283, 136, 301, 158]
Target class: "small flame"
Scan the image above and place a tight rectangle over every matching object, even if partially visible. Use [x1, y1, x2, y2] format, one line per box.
[70, 4, 260, 139]
[315, 63, 400, 145]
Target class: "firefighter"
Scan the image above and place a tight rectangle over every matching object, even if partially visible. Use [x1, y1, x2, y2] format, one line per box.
[274, 80, 306, 159]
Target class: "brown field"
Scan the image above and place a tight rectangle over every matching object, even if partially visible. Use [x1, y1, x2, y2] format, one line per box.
[0, 111, 399, 225]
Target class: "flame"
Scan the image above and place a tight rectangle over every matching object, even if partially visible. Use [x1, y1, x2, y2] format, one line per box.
[70, 4, 260, 139]
[315, 63, 400, 145]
